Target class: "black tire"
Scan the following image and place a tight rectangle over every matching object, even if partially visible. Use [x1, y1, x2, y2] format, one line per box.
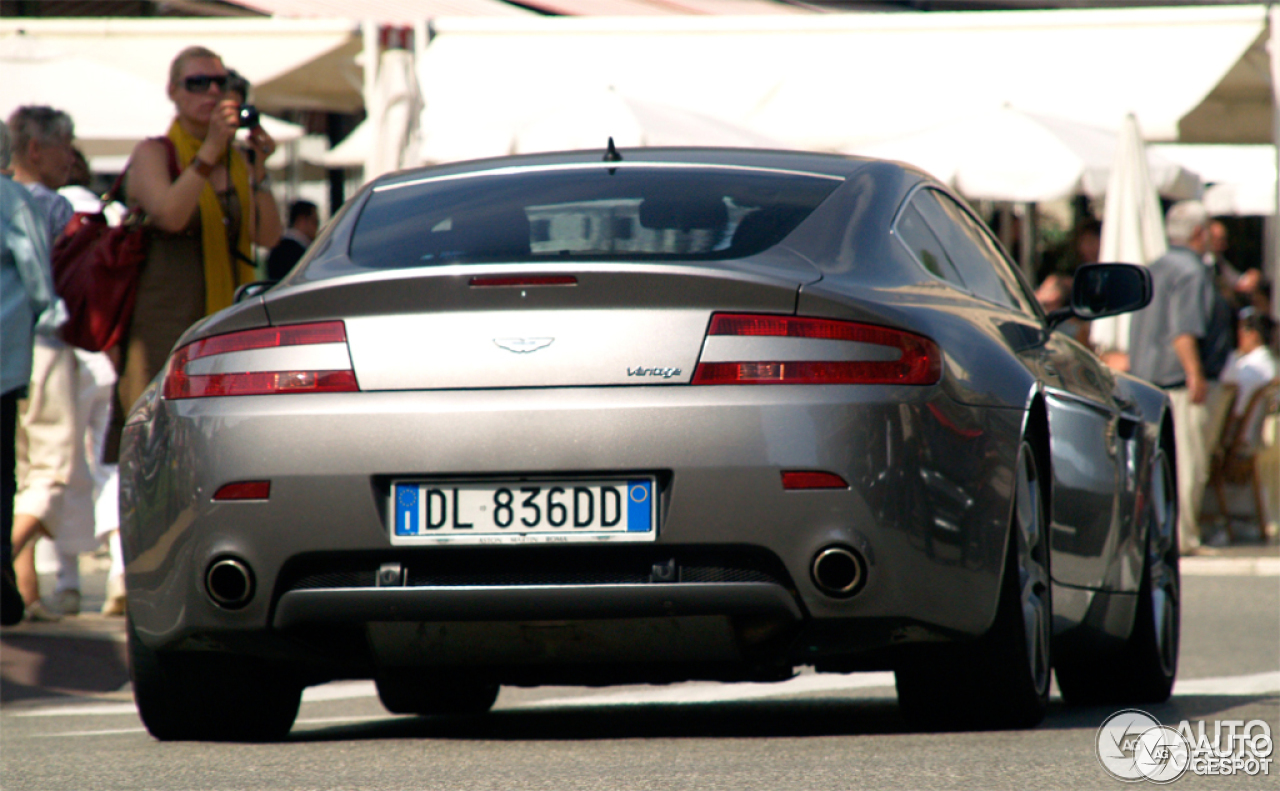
[897, 439, 1051, 730]
[1056, 447, 1179, 705]
[376, 671, 499, 716]
[128, 617, 302, 741]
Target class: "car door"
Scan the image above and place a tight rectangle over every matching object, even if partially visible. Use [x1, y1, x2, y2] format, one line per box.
[911, 190, 1126, 591]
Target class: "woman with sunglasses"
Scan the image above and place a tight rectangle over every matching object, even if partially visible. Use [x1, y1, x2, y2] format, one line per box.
[105, 46, 282, 462]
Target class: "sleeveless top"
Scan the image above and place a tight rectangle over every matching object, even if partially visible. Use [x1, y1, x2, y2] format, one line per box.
[105, 188, 243, 462]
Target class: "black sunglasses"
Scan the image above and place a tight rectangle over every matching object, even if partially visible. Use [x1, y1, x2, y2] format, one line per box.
[183, 74, 229, 93]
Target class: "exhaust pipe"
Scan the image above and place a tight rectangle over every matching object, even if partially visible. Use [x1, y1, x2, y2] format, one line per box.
[205, 557, 255, 609]
[811, 545, 866, 597]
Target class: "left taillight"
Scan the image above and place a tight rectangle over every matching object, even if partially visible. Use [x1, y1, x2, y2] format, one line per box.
[163, 321, 359, 400]
[692, 313, 942, 386]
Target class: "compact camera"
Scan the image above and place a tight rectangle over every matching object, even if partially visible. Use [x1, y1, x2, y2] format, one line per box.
[238, 104, 261, 129]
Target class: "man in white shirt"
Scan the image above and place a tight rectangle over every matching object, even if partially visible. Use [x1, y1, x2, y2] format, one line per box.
[1221, 310, 1277, 417]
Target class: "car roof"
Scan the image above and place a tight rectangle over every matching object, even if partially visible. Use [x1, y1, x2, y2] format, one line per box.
[372, 147, 895, 190]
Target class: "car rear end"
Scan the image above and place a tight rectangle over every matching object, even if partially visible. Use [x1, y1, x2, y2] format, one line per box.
[120, 153, 1017, 688]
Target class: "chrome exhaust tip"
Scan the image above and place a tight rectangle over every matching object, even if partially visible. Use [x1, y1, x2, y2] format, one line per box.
[811, 545, 866, 598]
[205, 557, 255, 609]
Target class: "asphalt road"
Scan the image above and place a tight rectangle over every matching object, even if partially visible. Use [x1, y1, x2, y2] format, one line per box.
[1, 559, 1277, 791]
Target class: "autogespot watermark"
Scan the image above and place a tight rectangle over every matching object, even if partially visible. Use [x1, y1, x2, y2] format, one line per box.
[1096, 709, 1274, 783]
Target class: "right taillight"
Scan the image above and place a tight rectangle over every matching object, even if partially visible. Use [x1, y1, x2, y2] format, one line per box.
[691, 313, 942, 385]
[163, 321, 359, 399]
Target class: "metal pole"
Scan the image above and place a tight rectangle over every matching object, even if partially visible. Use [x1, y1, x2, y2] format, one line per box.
[1020, 202, 1036, 283]
[1270, 5, 1279, 320]
[362, 19, 379, 185]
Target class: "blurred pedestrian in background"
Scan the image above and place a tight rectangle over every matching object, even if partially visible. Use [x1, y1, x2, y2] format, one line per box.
[1035, 218, 1099, 347]
[1221, 309, 1277, 419]
[7, 105, 100, 621]
[1126, 200, 1216, 554]
[1197, 219, 1240, 487]
[1, 120, 62, 626]
[58, 147, 98, 213]
[266, 199, 318, 280]
[105, 45, 281, 464]
[1205, 219, 1263, 309]
[56, 147, 126, 616]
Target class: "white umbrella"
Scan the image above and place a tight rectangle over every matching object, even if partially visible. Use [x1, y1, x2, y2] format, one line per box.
[319, 50, 423, 176]
[363, 48, 423, 181]
[1202, 182, 1276, 216]
[509, 86, 786, 156]
[0, 35, 178, 157]
[849, 105, 1201, 203]
[1152, 144, 1277, 216]
[1089, 113, 1169, 354]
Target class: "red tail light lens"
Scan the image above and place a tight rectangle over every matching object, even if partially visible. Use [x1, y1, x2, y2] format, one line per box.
[782, 471, 849, 490]
[692, 313, 942, 386]
[470, 275, 578, 288]
[164, 321, 359, 400]
[213, 481, 271, 501]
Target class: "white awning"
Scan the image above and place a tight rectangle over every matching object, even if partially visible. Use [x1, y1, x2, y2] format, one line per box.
[0, 18, 363, 114]
[1152, 144, 1278, 216]
[225, 0, 536, 21]
[511, 0, 811, 15]
[417, 5, 1270, 164]
[0, 33, 305, 158]
[850, 105, 1201, 203]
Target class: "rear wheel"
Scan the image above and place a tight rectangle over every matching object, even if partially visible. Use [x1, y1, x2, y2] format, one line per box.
[896, 439, 1051, 730]
[128, 618, 302, 741]
[1056, 447, 1179, 704]
[375, 671, 499, 716]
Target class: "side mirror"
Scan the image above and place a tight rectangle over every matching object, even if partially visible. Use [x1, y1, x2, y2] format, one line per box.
[234, 280, 278, 304]
[1046, 263, 1152, 330]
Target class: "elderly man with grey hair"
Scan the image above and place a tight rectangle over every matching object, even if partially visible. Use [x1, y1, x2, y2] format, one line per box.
[1, 120, 61, 624]
[8, 105, 105, 620]
[1128, 200, 1217, 554]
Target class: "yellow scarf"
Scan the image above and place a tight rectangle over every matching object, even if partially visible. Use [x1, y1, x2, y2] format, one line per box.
[167, 119, 255, 315]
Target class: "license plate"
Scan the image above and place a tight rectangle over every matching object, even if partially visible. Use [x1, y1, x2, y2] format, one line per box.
[389, 479, 657, 545]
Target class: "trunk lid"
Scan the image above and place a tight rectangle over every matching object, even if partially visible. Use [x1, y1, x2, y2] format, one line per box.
[263, 259, 816, 390]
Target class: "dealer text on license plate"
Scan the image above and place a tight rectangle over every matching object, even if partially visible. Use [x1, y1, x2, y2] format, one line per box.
[390, 479, 656, 545]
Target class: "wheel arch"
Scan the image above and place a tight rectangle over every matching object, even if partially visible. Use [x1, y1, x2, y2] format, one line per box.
[1024, 393, 1053, 515]
[985, 391, 1052, 611]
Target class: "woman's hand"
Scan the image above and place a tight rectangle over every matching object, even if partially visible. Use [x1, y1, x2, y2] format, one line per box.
[198, 99, 239, 162]
[244, 125, 277, 179]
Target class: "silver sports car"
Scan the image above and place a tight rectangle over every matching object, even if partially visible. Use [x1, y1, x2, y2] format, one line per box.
[120, 147, 1178, 741]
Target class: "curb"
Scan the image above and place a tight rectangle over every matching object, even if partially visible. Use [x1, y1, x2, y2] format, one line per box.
[1180, 556, 1280, 576]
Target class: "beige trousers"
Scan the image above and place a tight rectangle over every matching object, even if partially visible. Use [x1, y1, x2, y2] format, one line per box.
[1168, 386, 1209, 552]
[14, 336, 101, 554]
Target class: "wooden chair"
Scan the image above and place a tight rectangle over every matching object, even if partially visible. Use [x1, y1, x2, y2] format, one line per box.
[1207, 378, 1280, 541]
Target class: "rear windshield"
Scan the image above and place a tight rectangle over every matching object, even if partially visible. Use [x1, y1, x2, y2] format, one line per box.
[348, 164, 842, 268]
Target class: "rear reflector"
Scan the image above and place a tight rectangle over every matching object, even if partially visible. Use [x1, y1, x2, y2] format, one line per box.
[213, 481, 271, 501]
[470, 275, 578, 288]
[782, 471, 849, 490]
[164, 321, 359, 400]
[693, 313, 941, 385]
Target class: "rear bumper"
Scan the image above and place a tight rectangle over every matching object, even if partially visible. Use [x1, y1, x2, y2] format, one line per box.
[121, 383, 1022, 665]
[274, 582, 804, 628]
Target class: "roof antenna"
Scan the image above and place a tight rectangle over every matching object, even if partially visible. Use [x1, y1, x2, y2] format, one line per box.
[604, 136, 622, 174]
[604, 137, 623, 163]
